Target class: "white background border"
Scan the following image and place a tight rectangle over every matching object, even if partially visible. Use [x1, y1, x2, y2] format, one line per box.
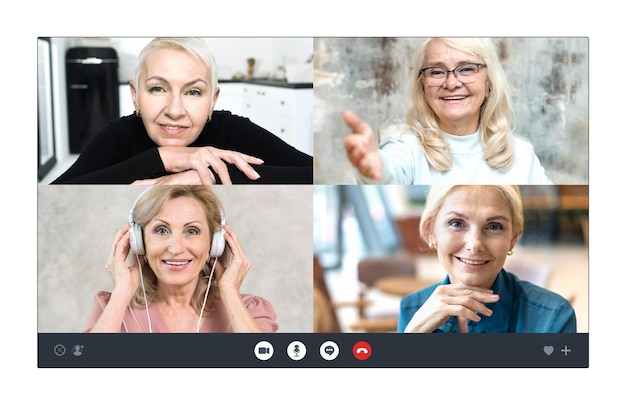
[13, 1, 615, 403]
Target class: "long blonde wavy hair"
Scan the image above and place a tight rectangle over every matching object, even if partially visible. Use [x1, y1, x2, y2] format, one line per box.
[406, 38, 515, 172]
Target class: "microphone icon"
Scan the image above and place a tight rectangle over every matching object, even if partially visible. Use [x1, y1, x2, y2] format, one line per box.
[288, 340, 306, 361]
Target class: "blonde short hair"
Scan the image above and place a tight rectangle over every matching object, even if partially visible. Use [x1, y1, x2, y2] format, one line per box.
[419, 185, 524, 243]
[134, 37, 218, 96]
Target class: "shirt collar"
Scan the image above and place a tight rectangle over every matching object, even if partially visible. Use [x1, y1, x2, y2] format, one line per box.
[443, 129, 482, 154]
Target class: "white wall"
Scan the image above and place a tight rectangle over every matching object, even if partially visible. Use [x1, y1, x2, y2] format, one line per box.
[107, 37, 313, 82]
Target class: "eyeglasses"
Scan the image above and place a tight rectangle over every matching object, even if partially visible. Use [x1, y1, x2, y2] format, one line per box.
[419, 63, 487, 86]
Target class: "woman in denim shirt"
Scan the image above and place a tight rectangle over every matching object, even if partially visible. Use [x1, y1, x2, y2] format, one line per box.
[398, 185, 575, 333]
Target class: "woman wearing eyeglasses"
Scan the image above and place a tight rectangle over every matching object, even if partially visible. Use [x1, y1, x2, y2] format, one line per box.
[343, 37, 552, 184]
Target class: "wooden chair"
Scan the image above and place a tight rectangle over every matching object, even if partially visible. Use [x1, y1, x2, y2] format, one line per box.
[313, 257, 342, 333]
[348, 254, 417, 332]
[395, 216, 436, 255]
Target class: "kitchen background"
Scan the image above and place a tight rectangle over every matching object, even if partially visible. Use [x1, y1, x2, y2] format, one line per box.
[37, 37, 314, 183]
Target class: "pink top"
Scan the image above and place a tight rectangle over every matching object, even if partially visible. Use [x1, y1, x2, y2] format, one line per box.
[84, 291, 279, 333]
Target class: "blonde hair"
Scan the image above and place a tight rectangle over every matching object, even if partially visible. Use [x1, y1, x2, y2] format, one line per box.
[406, 38, 515, 172]
[419, 185, 524, 243]
[134, 37, 218, 97]
[130, 185, 230, 314]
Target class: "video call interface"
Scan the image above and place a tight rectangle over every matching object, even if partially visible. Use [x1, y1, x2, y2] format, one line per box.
[37, 37, 589, 368]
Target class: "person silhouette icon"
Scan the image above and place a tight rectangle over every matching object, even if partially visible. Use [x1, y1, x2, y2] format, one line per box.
[72, 345, 84, 356]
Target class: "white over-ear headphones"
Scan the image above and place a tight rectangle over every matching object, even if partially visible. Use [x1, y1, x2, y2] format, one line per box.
[129, 187, 226, 258]
[209, 211, 226, 258]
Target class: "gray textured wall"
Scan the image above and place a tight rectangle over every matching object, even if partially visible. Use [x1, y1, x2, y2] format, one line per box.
[37, 185, 313, 333]
[313, 37, 588, 184]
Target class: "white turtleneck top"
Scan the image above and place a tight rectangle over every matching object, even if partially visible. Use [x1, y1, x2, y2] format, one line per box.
[354, 129, 552, 185]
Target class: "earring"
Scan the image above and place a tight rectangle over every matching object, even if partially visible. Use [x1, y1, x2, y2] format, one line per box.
[428, 242, 437, 250]
[143, 256, 148, 263]
[507, 250, 514, 256]
[207, 115, 212, 123]
[134, 110, 142, 118]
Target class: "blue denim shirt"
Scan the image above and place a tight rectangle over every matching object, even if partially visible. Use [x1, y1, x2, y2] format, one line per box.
[397, 269, 577, 333]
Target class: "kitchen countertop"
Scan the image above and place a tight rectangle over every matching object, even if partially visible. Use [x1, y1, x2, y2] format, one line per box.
[120, 79, 312, 89]
[218, 79, 312, 89]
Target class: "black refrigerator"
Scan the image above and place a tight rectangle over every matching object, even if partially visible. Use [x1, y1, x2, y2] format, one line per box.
[66, 47, 119, 154]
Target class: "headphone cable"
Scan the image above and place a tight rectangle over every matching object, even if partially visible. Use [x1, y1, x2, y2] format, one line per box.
[136, 255, 153, 333]
[197, 258, 217, 333]
[136, 255, 216, 333]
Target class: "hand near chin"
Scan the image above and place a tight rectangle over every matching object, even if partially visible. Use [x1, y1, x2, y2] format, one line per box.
[158, 146, 263, 185]
[403, 283, 500, 333]
[342, 110, 383, 180]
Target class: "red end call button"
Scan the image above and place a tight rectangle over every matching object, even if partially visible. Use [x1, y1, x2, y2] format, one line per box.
[352, 341, 372, 360]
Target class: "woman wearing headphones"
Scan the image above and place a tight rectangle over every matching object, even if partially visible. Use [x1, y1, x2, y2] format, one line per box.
[85, 185, 278, 333]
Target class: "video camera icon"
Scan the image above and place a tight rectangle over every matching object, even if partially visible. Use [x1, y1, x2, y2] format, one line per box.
[254, 341, 274, 361]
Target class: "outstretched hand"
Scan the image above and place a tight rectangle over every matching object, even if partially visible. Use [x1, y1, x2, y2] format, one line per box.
[342, 110, 383, 180]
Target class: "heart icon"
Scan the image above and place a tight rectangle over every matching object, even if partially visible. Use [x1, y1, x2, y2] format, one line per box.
[543, 346, 554, 356]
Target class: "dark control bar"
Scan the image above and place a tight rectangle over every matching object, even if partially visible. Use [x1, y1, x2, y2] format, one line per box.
[39, 333, 588, 368]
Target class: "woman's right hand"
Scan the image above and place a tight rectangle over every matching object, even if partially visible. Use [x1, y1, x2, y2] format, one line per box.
[158, 146, 264, 185]
[403, 283, 500, 333]
[89, 224, 142, 332]
[132, 170, 206, 185]
[342, 110, 383, 180]
[105, 224, 141, 296]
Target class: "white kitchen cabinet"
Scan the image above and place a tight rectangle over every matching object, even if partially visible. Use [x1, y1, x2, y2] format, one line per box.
[215, 82, 242, 113]
[217, 82, 313, 156]
[119, 83, 134, 116]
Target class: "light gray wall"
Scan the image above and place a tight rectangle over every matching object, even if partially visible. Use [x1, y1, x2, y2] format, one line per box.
[313, 37, 589, 184]
[37, 185, 313, 333]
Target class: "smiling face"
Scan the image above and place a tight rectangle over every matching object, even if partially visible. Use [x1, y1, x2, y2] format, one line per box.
[422, 39, 489, 135]
[143, 196, 211, 288]
[426, 186, 520, 289]
[130, 48, 219, 147]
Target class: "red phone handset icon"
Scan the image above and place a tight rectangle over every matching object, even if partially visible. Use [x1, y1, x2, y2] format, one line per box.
[352, 341, 372, 360]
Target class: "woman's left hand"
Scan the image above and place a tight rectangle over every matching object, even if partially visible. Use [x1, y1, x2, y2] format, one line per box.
[158, 146, 263, 185]
[132, 170, 207, 185]
[209, 225, 265, 332]
[212, 225, 250, 293]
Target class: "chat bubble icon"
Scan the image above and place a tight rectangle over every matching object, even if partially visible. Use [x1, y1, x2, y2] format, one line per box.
[320, 341, 339, 360]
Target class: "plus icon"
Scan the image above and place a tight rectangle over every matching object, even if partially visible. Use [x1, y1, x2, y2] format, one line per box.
[561, 345, 572, 356]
